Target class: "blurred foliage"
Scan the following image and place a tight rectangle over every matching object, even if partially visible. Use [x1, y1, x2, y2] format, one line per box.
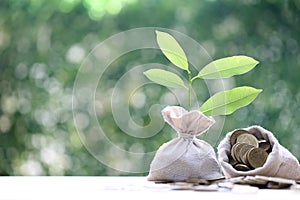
[1, 0, 300, 175]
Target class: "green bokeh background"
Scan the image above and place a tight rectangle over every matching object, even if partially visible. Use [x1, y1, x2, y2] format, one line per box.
[1, 0, 300, 175]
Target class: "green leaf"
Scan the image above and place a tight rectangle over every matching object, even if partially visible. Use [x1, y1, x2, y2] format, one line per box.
[196, 56, 259, 79]
[144, 69, 186, 89]
[155, 30, 189, 71]
[200, 86, 262, 116]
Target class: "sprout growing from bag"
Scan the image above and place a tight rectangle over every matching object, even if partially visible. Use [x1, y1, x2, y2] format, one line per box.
[145, 31, 262, 181]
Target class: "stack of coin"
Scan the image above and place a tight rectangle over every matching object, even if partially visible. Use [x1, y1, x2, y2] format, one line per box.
[229, 130, 272, 171]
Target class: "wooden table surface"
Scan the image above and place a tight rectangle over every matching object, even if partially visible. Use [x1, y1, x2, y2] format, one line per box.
[0, 176, 299, 200]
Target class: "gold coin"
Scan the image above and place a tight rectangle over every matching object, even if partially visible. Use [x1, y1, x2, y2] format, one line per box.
[232, 143, 245, 163]
[234, 143, 247, 163]
[239, 144, 255, 165]
[230, 143, 239, 162]
[258, 140, 271, 152]
[234, 164, 251, 171]
[230, 130, 250, 146]
[236, 133, 259, 148]
[241, 152, 250, 166]
[247, 148, 268, 168]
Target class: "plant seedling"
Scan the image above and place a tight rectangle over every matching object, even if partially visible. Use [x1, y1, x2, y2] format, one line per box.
[144, 31, 262, 116]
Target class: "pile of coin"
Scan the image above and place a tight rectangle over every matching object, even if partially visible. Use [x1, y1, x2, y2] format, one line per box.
[223, 175, 297, 189]
[229, 130, 272, 171]
[164, 175, 298, 190]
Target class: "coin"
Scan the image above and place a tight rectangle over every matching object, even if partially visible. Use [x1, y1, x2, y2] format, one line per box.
[239, 144, 255, 165]
[248, 128, 264, 140]
[255, 175, 296, 185]
[186, 177, 209, 185]
[228, 129, 272, 170]
[237, 143, 253, 164]
[266, 182, 291, 189]
[247, 148, 268, 168]
[236, 133, 259, 148]
[228, 154, 238, 166]
[258, 140, 271, 152]
[232, 143, 245, 163]
[243, 176, 268, 185]
[231, 143, 240, 161]
[234, 163, 251, 171]
[226, 176, 267, 186]
[230, 130, 250, 146]
[241, 151, 250, 166]
[207, 176, 226, 182]
[186, 177, 201, 184]
[170, 182, 193, 190]
[193, 184, 219, 191]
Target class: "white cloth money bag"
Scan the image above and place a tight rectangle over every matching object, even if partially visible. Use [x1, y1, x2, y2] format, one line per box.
[218, 125, 300, 180]
[147, 106, 223, 181]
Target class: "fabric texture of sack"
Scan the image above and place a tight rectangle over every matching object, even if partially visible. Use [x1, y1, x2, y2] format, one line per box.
[147, 106, 223, 181]
[218, 125, 300, 180]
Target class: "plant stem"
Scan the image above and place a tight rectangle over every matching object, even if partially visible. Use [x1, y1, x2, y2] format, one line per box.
[187, 71, 192, 111]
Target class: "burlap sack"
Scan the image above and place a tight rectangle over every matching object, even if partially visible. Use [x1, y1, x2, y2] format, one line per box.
[218, 125, 300, 180]
[147, 106, 223, 181]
